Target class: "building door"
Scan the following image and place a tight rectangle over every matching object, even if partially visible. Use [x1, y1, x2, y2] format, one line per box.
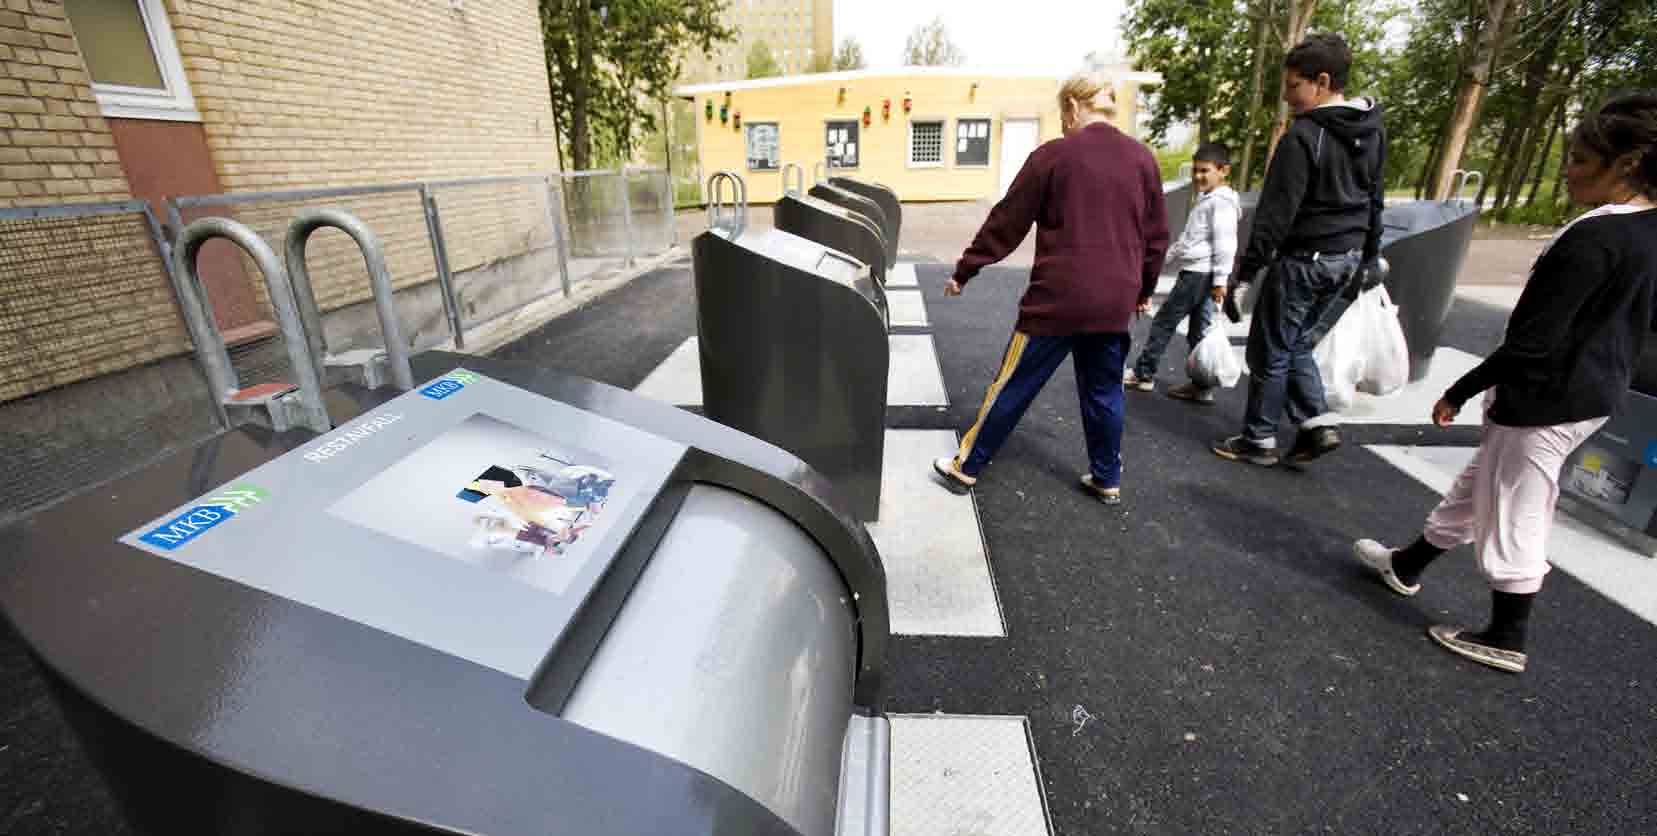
[998, 119, 1040, 199]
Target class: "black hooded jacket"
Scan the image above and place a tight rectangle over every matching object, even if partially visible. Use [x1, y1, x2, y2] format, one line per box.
[1238, 98, 1387, 279]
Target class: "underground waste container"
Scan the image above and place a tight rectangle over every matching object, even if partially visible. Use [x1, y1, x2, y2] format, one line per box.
[0, 353, 891, 836]
[808, 182, 891, 262]
[694, 214, 889, 522]
[1232, 187, 1479, 383]
[1559, 329, 1657, 552]
[774, 188, 891, 323]
[828, 176, 902, 267]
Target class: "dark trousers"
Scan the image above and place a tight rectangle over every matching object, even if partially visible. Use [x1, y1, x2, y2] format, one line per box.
[957, 331, 1130, 488]
[1242, 252, 1361, 441]
[1132, 269, 1216, 381]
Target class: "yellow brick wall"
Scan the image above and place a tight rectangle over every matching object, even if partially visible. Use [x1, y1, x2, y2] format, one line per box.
[0, 0, 130, 206]
[163, 0, 558, 311]
[687, 72, 1148, 205]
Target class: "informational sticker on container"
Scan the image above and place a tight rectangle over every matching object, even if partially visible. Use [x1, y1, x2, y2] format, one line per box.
[119, 370, 689, 680]
[1646, 440, 1657, 468]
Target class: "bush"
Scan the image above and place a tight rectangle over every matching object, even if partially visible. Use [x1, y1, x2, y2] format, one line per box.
[1154, 142, 1197, 181]
[1490, 199, 1582, 227]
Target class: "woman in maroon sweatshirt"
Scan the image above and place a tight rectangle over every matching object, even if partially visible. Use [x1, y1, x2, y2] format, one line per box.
[933, 73, 1170, 504]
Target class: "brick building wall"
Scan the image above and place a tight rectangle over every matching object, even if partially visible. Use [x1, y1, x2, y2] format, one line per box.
[0, 0, 129, 205]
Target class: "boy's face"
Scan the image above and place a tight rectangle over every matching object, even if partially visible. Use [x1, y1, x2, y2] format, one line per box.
[1191, 160, 1228, 193]
[1282, 69, 1332, 115]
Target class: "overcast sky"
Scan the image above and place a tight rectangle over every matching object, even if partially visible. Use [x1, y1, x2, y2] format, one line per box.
[834, 0, 1131, 75]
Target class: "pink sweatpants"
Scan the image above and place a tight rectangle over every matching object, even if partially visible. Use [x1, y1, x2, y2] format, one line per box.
[1422, 402, 1606, 594]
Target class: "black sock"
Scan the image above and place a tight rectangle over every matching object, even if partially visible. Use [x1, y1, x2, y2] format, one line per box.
[1461, 590, 1535, 652]
[1391, 536, 1445, 586]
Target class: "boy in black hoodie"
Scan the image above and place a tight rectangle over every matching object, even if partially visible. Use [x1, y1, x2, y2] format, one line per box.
[1213, 33, 1387, 467]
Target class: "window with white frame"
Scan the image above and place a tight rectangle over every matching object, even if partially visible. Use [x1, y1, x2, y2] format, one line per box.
[746, 122, 780, 171]
[908, 120, 944, 167]
[956, 118, 992, 166]
[63, 0, 199, 121]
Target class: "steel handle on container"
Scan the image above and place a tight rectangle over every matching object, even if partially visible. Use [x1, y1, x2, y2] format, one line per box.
[284, 208, 415, 392]
[1448, 169, 1483, 207]
[782, 162, 806, 197]
[173, 217, 331, 434]
[706, 171, 748, 232]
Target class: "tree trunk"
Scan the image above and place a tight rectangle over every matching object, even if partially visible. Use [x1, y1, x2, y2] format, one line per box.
[1525, 95, 1564, 205]
[1429, 0, 1518, 199]
[1482, 116, 1521, 208]
[1266, 0, 1319, 161]
[1417, 125, 1446, 199]
[1238, 0, 1273, 190]
[570, 0, 595, 171]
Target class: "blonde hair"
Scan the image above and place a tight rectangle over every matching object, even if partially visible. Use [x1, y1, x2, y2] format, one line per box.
[1058, 73, 1118, 121]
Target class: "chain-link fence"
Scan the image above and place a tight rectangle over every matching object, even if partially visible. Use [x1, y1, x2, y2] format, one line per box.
[0, 201, 220, 524]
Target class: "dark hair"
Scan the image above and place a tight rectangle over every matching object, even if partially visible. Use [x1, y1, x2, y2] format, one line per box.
[1193, 142, 1232, 167]
[1571, 91, 1657, 197]
[1284, 33, 1351, 92]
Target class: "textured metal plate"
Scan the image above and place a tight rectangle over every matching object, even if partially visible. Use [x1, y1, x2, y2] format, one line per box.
[887, 289, 930, 328]
[888, 714, 1052, 836]
[869, 430, 1004, 636]
[637, 335, 949, 408]
[887, 262, 919, 288]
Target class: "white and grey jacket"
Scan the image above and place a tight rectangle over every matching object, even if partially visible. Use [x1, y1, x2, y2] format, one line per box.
[1165, 185, 1241, 287]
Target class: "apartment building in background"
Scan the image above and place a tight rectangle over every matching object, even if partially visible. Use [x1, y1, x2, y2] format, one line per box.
[680, 0, 833, 82]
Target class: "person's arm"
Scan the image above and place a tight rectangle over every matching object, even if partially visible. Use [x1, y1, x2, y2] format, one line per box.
[952, 147, 1049, 287]
[1237, 125, 1313, 281]
[1442, 225, 1612, 408]
[1139, 154, 1170, 303]
[1361, 121, 1388, 270]
[1209, 198, 1239, 288]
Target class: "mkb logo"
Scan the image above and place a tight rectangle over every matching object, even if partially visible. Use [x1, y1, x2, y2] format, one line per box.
[139, 485, 268, 551]
[420, 369, 480, 400]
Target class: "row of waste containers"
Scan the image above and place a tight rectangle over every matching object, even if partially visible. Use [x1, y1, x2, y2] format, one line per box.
[3, 166, 1652, 836]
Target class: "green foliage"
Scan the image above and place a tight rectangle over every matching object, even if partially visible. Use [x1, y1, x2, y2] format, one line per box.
[902, 17, 965, 66]
[1154, 141, 1198, 180]
[834, 37, 868, 71]
[747, 40, 783, 78]
[808, 50, 834, 73]
[540, 0, 736, 170]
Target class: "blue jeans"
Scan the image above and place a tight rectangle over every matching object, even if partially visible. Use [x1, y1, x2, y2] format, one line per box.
[1242, 252, 1361, 442]
[958, 331, 1129, 488]
[1132, 270, 1215, 382]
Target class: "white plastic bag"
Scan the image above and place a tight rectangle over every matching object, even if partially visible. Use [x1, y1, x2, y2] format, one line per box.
[1314, 299, 1367, 412]
[1356, 286, 1410, 396]
[1186, 311, 1243, 389]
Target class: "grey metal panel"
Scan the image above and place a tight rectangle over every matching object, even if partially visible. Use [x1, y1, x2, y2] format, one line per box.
[564, 484, 858, 836]
[808, 183, 891, 265]
[694, 229, 890, 521]
[774, 192, 890, 327]
[1, 358, 893, 835]
[827, 177, 901, 266]
[1562, 388, 1657, 539]
[834, 714, 892, 836]
[1163, 179, 1193, 246]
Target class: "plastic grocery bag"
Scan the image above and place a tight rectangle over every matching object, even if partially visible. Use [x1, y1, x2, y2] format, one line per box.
[1356, 286, 1410, 396]
[1314, 300, 1367, 412]
[1186, 309, 1244, 389]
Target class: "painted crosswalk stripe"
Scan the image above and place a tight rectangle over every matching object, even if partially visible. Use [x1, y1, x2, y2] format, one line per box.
[634, 335, 949, 407]
[887, 262, 919, 288]
[871, 430, 1004, 637]
[888, 289, 929, 327]
[889, 714, 1053, 836]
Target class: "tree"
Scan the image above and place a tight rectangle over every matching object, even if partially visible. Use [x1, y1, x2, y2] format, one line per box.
[1265, 0, 1320, 159]
[1122, 0, 1234, 146]
[1427, 0, 1519, 198]
[903, 17, 966, 66]
[834, 37, 868, 71]
[747, 40, 782, 78]
[540, 0, 735, 171]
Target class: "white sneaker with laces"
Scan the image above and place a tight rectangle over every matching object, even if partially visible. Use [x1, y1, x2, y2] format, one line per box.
[1353, 538, 1420, 597]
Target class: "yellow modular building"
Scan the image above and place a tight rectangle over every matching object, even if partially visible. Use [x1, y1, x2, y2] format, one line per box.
[675, 67, 1162, 205]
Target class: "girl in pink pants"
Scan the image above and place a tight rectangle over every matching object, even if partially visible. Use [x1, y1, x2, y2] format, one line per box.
[1354, 92, 1657, 673]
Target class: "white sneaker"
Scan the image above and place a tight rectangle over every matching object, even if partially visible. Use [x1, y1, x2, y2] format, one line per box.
[1123, 370, 1154, 392]
[1353, 538, 1420, 597]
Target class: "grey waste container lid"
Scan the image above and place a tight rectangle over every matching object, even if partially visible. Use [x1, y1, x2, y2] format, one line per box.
[0, 353, 889, 836]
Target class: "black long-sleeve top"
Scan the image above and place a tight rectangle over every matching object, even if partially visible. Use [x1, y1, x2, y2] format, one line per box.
[1445, 207, 1657, 426]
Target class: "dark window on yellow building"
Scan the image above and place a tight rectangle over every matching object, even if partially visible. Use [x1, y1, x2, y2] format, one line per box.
[956, 118, 991, 166]
[908, 120, 944, 167]
[826, 121, 859, 169]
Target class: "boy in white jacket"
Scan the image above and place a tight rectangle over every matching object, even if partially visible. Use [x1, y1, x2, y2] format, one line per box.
[1124, 143, 1241, 404]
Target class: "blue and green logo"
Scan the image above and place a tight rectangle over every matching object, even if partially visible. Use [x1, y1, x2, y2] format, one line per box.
[139, 485, 268, 551]
[420, 369, 480, 400]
